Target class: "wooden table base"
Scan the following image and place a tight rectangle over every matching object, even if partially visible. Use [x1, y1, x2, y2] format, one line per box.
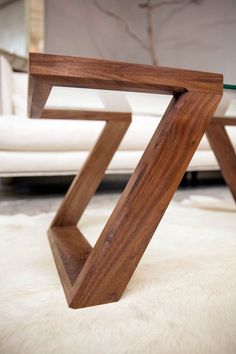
[206, 117, 236, 202]
[28, 53, 223, 308]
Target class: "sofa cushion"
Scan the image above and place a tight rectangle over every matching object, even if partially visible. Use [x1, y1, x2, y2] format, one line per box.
[225, 99, 236, 116]
[0, 114, 159, 152]
[12, 72, 173, 116]
[0, 150, 220, 176]
[126, 92, 171, 115]
[1, 113, 235, 153]
[12, 73, 106, 115]
[215, 91, 236, 116]
[0, 56, 13, 115]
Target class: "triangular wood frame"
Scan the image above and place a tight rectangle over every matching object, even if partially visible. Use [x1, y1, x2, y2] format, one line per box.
[28, 53, 223, 308]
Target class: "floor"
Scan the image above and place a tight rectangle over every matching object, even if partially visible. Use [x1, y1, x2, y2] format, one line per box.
[1, 180, 235, 354]
[0, 174, 232, 215]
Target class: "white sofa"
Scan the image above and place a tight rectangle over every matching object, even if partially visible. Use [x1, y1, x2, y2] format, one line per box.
[1, 56, 236, 177]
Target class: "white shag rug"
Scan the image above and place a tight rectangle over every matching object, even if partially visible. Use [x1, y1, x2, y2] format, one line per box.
[0, 196, 236, 354]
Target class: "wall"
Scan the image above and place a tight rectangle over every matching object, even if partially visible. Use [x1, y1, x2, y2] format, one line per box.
[45, 0, 236, 83]
[0, 0, 27, 57]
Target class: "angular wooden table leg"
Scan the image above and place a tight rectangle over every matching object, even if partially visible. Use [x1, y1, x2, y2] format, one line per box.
[28, 53, 223, 308]
[206, 118, 236, 202]
[41, 110, 131, 301]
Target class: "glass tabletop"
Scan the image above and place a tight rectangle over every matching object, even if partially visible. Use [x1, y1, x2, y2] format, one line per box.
[223, 84, 236, 90]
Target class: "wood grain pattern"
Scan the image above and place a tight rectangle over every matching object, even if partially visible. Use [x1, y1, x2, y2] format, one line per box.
[41, 109, 130, 121]
[28, 52, 223, 118]
[28, 76, 52, 118]
[70, 92, 221, 308]
[29, 53, 222, 94]
[208, 117, 236, 126]
[48, 226, 92, 301]
[28, 52, 223, 309]
[207, 117, 236, 202]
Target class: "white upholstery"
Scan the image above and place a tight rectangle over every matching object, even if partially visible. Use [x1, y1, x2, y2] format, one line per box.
[0, 150, 220, 176]
[0, 56, 236, 177]
[11, 72, 171, 115]
[225, 99, 236, 116]
[1, 114, 236, 153]
[0, 56, 12, 115]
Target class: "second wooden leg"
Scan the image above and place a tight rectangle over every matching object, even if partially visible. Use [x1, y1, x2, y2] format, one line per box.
[207, 122, 236, 202]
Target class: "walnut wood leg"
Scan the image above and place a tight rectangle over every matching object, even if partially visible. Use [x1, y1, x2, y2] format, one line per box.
[28, 76, 52, 117]
[207, 120, 236, 202]
[45, 111, 131, 301]
[60, 91, 220, 308]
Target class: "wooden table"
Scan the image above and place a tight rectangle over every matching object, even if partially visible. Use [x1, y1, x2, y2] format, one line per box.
[207, 117, 236, 202]
[28, 53, 223, 309]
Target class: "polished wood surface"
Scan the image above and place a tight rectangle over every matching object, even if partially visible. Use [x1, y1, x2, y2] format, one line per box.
[28, 52, 222, 118]
[28, 52, 223, 308]
[48, 226, 92, 301]
[70, 92, 221, 308]
[41, 109, 131, 121]
[28, 76, 52, 119]
[208, 117, 236, 126]
[207, 117, 236, 202]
